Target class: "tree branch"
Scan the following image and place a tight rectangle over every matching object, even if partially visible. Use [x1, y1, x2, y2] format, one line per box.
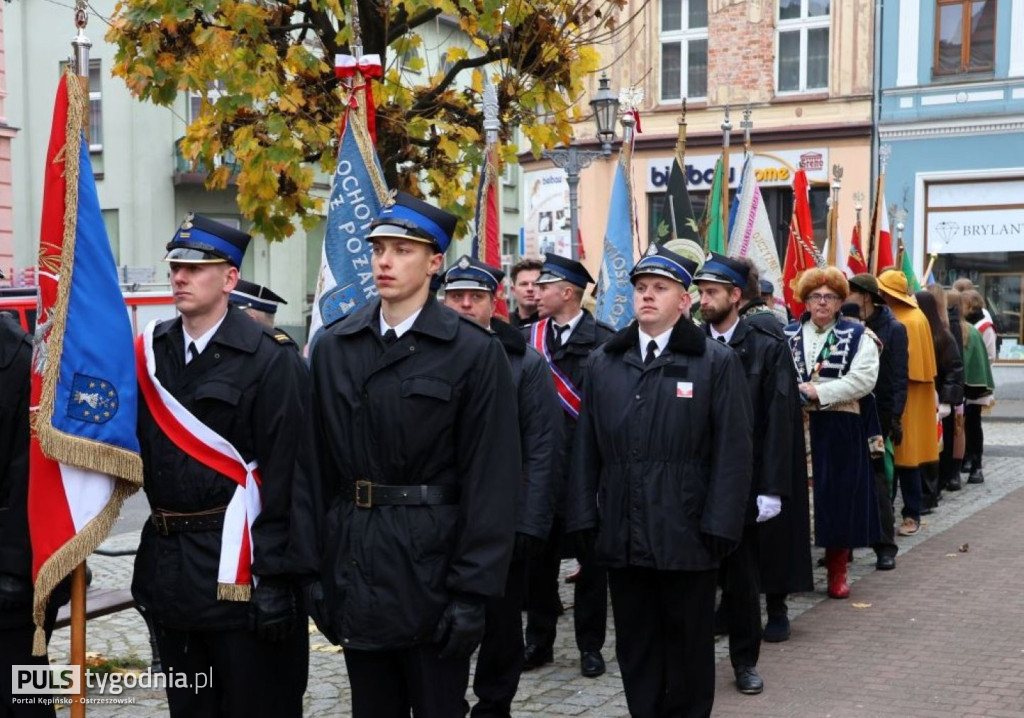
[409, 49, 504, 114]
[386, 7, 443, 44]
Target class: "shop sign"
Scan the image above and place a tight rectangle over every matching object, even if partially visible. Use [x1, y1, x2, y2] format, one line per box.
[646, 148, 829, 192]
[928, 207, 1024, 254]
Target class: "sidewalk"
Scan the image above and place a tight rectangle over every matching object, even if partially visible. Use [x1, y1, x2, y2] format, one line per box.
[712, 479, 1024, 717]
[49, 437, 1024, 716]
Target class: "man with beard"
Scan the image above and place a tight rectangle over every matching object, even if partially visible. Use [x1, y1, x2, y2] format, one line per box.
[441, 254, 560, 717]
[695, 253, 793, 695]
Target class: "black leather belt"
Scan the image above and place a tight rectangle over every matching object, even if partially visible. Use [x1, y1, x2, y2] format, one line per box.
[351, 480, 460, 509]
[150, 508, 227, 535]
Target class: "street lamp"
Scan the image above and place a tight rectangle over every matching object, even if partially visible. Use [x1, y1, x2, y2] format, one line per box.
[541, 73, 619, 260]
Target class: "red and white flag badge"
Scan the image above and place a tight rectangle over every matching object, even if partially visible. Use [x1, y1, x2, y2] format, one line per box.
[676, 382, 694, 399]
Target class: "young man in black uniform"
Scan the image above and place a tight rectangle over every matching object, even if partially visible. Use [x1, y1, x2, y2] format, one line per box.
[567, 244, 753, 718]
[309, 194, 520, 717]
[133, 215, 315, 717]
[521, 253, 614, 678]
[0, 308, 69, 718]
[442, 254, 561, 717]
[695, 253, 797, 695]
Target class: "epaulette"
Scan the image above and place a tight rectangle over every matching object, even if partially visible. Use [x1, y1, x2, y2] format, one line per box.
[274, 332, 295, 346]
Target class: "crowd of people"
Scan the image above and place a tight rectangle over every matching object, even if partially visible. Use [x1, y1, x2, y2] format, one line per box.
[0, 196, 998, 718]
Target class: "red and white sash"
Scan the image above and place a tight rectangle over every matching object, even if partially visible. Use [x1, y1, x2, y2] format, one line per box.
[135, 321, 262, 601]
[530, 318, 582, 419]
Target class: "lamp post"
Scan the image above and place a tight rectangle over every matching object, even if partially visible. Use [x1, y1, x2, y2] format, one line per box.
[541, 73, 619, 260]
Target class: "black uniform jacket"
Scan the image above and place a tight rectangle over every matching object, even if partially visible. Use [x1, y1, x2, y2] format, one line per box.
[566, 316, 753, 571]
[132, 308, 316, 631]
[0, 314, 33, 628]
[711, 318, 795, 525]
[491, 319, 561, 541]
[522, 310, 614, 514]
[865, 305, 908, 436]
[310, 297, 520, 651]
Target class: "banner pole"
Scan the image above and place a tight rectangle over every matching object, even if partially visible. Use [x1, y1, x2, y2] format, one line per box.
[70, 563, 87, 717]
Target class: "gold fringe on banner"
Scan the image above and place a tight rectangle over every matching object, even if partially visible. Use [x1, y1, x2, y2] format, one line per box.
[218, 583, 253, 602]
[347, 108, 389, 204]
[31, 69, 142, 655]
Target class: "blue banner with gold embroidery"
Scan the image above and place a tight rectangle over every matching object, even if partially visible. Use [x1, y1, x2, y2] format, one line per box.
[594, 136, 637, 330]
[29, 71, 142, 653]
[308, 109, 389, 340]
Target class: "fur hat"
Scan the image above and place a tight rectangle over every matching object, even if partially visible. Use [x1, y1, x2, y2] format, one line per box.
[795, 266, 849, 303]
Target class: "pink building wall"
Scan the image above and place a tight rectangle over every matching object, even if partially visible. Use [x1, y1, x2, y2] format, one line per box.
[0, 1, 16, 284]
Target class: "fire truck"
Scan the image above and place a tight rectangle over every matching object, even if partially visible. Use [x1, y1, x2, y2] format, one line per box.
[0, 285, 178, 336]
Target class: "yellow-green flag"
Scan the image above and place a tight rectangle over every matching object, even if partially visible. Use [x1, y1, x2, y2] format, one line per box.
[901, 248, 922, 292]
[704, 157, 726, 254]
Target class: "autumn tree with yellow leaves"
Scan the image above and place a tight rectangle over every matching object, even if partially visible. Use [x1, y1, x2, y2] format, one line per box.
[107, 0, 634, 240]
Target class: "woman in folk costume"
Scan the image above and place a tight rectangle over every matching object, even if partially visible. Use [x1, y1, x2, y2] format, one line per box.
[952, 289, 996, 484]
[785, 267, 881, 599]
[877, 270, 938, 538]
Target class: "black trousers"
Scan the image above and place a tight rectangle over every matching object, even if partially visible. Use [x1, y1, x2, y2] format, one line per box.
[939, 411, 958, 484]
[472, 560, 526, 717]
[608, 566, 717, 718]
[524, 519, 607, 654]
[719, 524, 761, 670]
[965, 404, 984, 462]
[1, 617, 57, 718]
[344, 645, 471, 718]
[871, 458, 898, 559]
[155, 622, 307, 718]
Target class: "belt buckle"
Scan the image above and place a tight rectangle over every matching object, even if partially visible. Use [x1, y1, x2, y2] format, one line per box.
[152, 514, 170, 535]
[355, 480, 373, 509]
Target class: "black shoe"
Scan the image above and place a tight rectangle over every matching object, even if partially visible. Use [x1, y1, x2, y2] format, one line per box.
[875, 554, 896, 571]
[968, 468, 985, 484]
[735, 666, 764, 695]
[580, 651, 605, 678]
[945, 474, 962, 491]
[762, 613, 790, 643]
[961, 457, 975, 474]
[522, 644, 553, 670]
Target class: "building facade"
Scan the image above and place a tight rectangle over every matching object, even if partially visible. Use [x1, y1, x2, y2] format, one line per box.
[0, 1, 15, 281]
[520, 0, 877, 286]
[879, 0, 1024, 362]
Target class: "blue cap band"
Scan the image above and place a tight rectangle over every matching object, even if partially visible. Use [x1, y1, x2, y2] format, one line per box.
[377, 204, 449, 250]
[698, 258, 746, 288]
[540, 266, 590, 288]
[633, 255, 693, 288]
[444, 265, 499, 291]
[172, 225, 245, 267]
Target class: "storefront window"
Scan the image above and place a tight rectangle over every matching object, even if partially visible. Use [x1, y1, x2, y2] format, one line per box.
[933, 255, 1024, 360]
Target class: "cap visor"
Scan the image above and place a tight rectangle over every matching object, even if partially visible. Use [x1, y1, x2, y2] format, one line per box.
[444, 280, 494, 292]
[164, 247, 230, 264]
[631, 268, 686, 285]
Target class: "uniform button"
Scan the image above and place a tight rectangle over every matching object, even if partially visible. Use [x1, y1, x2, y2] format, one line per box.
[343, 638, 349, 644]
[214, 353, 220, 360]
[409, 346, 415, 352]
[635, 394, 641, 400]
[351, 559, 357, 565]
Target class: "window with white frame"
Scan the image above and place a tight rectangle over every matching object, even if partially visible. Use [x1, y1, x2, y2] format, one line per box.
[776, 0, 830, 94]
[660, 0, 708, 102]
[60, 60, 103, 152]
[187, 81, 227, 124]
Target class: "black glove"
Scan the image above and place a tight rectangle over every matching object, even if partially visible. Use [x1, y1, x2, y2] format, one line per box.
[513, 533, 545, 561]
[701, 533, 738, 561]
[432, 595, 486, 660]
[566, 529, 596, 563]
[249, 578, 297, 642]
[890, 417, 904, 446]
[304, 581, 340, 645]
[0, 574, 31, 612]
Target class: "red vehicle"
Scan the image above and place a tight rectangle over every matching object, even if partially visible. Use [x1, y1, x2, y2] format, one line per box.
[0, 286, 178, 336]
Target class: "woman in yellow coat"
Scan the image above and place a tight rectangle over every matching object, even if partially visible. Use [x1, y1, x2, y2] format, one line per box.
[877, 270, 938, 537]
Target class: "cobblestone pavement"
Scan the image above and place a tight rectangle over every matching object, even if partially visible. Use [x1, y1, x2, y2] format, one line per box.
[48, 421, 1024, 716]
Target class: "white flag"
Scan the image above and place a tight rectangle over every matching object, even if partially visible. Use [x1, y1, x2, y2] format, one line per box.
[728, 158, 783, 305]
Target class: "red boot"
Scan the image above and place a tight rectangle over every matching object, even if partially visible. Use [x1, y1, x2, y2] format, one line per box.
[825, 548, 850, 599]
